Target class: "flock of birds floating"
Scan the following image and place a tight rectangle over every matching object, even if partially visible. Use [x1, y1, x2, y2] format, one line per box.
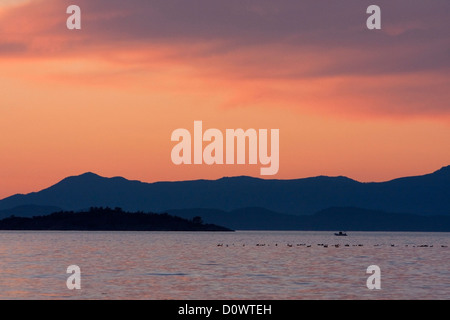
[216, 243, 448, 248]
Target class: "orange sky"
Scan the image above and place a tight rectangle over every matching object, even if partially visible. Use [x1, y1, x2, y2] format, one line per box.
[0, 0, 449, 198]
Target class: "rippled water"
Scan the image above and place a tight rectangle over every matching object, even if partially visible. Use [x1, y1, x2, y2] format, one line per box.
[0, 231, 448, 299]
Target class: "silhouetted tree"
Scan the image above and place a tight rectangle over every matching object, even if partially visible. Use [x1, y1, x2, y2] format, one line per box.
[192, 216, 203, 224]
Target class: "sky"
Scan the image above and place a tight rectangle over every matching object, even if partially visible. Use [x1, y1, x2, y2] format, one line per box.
[0, 0, 449, 198]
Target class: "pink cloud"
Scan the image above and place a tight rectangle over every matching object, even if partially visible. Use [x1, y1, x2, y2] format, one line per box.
[0, 0, 448, 118]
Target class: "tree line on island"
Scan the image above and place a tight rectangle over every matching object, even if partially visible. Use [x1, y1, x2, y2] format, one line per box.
[0, 207, 233, 231]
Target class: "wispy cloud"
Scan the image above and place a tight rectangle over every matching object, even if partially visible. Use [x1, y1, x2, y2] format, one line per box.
[1, 0, 449, 118]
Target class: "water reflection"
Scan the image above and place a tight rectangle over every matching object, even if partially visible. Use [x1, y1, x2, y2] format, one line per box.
[0, 231, 448, 299]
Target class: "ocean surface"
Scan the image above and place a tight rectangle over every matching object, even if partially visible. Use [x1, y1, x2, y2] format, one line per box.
[0, 231, 448, 300]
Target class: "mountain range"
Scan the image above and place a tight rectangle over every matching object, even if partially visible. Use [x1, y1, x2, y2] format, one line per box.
[167, 207, 450, 231]
[0, 166, 449, 230]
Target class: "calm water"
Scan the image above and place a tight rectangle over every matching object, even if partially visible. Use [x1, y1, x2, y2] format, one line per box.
[0, 231, 448, 300]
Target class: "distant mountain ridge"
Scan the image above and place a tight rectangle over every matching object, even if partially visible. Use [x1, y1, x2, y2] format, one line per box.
[0, 166, 449, 218]
[0, 205, 62, 219]
[168, 207, 450, 231]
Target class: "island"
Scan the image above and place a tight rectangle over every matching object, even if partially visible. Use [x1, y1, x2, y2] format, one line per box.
[0, 207, 233, 231]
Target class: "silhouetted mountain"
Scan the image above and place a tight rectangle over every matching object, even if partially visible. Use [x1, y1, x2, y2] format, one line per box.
[0, 205, 62, 220]
[0, 166, 449, 216]
[168, 207, 304, 230]
[308, 207, 450, 231]
[0, 207, 232, 231]
[168, 207, 450, 231]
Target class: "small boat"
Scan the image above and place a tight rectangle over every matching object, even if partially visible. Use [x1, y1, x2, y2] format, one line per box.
[334, 231, 347, 236]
